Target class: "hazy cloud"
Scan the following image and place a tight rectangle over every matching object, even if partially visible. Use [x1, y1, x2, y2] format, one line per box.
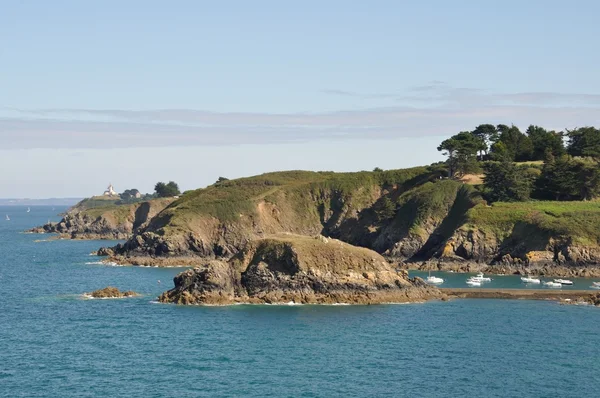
[3, 84, 600, 150]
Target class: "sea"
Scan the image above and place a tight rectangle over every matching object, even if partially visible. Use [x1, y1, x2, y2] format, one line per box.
[1, 206, 600, 397]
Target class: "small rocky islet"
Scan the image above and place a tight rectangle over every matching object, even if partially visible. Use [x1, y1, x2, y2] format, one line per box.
[85, 286, 140, 299]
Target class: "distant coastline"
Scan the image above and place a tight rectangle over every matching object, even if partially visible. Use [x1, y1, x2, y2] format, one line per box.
[0, 198, 83, 206]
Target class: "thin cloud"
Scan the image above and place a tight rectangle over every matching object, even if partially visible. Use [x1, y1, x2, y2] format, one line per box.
[3, 84, 600, 150]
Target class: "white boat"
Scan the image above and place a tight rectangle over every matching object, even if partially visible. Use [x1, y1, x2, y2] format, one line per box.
[26, 207, 30, 213]
[5, 214, 9, 221]
[554, 279, 573, 285]
[521, 276, 541, 284]
[543, 281, 562, 288]
[466, 279, 481, 287]
[425, 270, 444, 285]
[469, 272, 492, 282]
[593, 282, 600, 287]
[426, 275, 444, 284]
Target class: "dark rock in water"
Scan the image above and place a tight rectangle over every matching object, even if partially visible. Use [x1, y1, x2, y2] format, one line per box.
[97, 247, 115, 257]
[86, 287, 139, 298]
[158, 234, 444, 305]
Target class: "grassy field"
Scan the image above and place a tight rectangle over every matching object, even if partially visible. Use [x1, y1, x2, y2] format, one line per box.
[465, 200, 600, 244]
[163, 166, 438, 223]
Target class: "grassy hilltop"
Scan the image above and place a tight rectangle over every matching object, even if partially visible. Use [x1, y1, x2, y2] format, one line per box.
[103, 164, 600, 270]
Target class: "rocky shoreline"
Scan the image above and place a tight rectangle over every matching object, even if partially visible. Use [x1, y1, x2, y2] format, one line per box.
[28, 198, 173, 240]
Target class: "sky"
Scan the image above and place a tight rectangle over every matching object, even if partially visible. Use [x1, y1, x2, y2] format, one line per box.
[1, 0, 600, 198]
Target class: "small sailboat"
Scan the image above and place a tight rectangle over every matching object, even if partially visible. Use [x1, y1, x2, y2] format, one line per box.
[425, 270, 444, 285]
[5, 214, 9, 221]
[26, 207, 30, 213]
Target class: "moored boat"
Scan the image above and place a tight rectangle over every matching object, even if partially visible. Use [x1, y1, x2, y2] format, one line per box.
[426, 275, 444, 284]
[521, 276, 541, 284]
[425, 270, 444, 285]
[554, 279, 573, 285]
[543, 281, 562, 288]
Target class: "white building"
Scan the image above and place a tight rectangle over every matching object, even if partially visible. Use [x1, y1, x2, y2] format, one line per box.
[103, 184, 117, 196]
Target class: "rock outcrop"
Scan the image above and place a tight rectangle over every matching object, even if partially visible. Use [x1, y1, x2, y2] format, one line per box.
[85, 286, 139, 298]
[158, 234, 444, 305]
[561, 292, 600, 306]
[29, 198, 173, 240]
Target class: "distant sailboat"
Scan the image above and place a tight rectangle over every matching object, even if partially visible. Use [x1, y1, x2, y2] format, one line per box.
[27, 207, 31, 213]
[5, 214, 10, 221]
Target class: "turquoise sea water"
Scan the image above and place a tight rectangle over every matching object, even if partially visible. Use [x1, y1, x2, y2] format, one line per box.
[409, 270, 600, 290]
[2, 206, 600, 397]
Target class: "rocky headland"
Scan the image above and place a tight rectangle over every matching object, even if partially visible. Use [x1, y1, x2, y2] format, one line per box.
[95, 168, 600, 277]
[158, 234, 444, 305]
[29, 197, 173, 240]
[30, 167, 600, 279]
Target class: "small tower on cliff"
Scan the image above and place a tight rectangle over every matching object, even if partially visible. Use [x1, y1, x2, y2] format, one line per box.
[103, 183, 117, 197]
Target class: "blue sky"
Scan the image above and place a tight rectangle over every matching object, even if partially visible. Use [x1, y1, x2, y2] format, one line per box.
[2, 0, 600, 197]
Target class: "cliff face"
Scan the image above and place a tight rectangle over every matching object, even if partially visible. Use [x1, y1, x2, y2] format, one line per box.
[106, 167, 446, 261]
[30, 198, 173, 240]
[99, 168, 600, 273]
[158, 234, 443, 305]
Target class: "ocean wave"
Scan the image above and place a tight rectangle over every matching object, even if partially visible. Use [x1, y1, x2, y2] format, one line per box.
[83, 261, 125, 266]
[81, 294, 126, 300]
[81, 293, 142, 300]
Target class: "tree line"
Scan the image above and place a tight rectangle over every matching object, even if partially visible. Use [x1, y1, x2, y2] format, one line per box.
[437, 125, 600, 202]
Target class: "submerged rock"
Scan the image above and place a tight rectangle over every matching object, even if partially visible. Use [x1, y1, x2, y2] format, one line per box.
[159, 234, 444, 305]
[562, 292, 600, 307]
[86, 286, 139, 299]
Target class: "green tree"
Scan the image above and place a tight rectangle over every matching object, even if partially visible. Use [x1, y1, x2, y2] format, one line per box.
[483, 161, 536, 202]
[154, 181, 181, 197]
[471, 124, 498, 159]
[526, 125, 565, 160]
[216, 177, 229, 184]
[534, 156, 595, 201]
[493, 124, 533, 161]
[120, 188, 140, 201]
[489, 141, 510, 161]
[575, 161, 600, 200]
[437, 131, 484, 177]
[567, 127, 600, 159]
[375, 196, 396, 221]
